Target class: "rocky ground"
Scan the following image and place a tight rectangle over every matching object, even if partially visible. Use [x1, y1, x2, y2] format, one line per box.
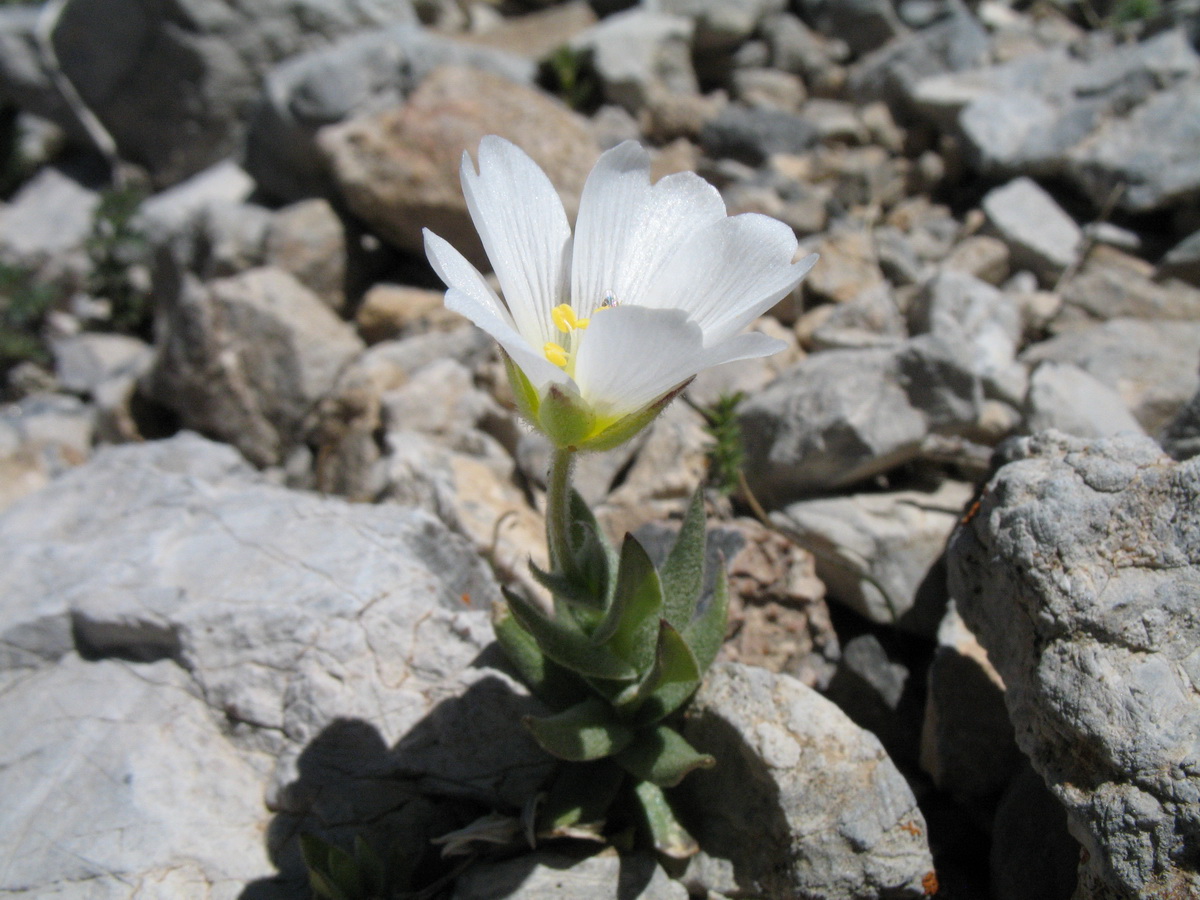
[1, 0, 1199, 898]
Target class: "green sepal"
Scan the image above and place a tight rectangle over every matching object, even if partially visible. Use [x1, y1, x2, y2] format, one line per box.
[502, 352, 541, 426]
[614, 724, 715, 787]
[503, 587, 637, 682]
[633, 780, 700, 860]
[524, 696, 636, 762]
[575, 381, 690, 453]
[540, 384, 595, 449]
[539, 759, 626, 832]
[660, 489, 707, 632]
[591, 535, 662, 663]
[492, 599, 591, 709]
[618, 619, 700, 711]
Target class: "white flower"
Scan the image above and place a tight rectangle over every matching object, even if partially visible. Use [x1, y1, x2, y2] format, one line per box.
[423, 135, 817, 450]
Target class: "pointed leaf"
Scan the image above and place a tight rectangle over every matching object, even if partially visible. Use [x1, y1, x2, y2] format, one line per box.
[684, 559, 730, 673]
[307, 868, 351, 900]
[493, 600, 591, 709]
[614, 618, 700, 712]
[530, 559, 604, 611]
[633, 780, 699, 860]
[591, 535, 663, 662]
[660, 489, 707, 631]
[353, 835, 385, 895]
[524, 696, 636, 761]
[569, 488, 618, 599]
[328, 845, 363, 898]
[539, 759, 625, 831]
[614, 724, 715, 787]
[504, 588, 637, 681]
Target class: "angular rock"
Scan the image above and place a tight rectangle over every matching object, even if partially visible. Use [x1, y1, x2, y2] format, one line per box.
[1055, 244, 1200, 332]
[650, 0, 787, 51]
[1159, 228, 1200, 286]
[823, 633, 919, 763]
[801, 229, 887, 305]
[740, 336, 984, 504]
[802, 282, 907, 351]
[355, 283, 462, 344]
[571, 9, 696, 113]
[45, 0, 419, 186]
[0, 392, 94, 511]
[949, 431, 1200, 899]
[1020, 318, 1200, 436]
[136, 159, 256, 242]
[982, 177, 1082, 284]
[318, 66, 598, 268]
[1161, 380, 1200, 461]
[773, 479, 974, 634]
[679, 662, 936, 899]
[50, 331, 152, 398]
[263, 198, 349, 312]
[0, 434, 546, 897]
[0, 165, 97, 283]
[799, 0, 907, 56]
[699, 105, 820, 167]
[453, 851, 687, 900]
[144, 266, 365, 466]
[942, 235, 1011, 285]
[1024, 361, 1146, 439]
[246, 25, 536, 202]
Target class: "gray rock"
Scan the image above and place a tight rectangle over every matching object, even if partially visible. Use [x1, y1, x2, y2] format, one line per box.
[773, 479, 974, 634]
[948, 430, 1200, 899]
[50, 331, 152, 397]
[798, 0, 907, 56]
[982, 177, 1082, 284]
[1020, 318, 1200, 436]
[40, 0, 418, 187]
[1159, 228, 1200, 286]
[648, 0, 787, 52]
[0, 392, 95, 512]
[0, 165, 97, 283]
[143, 266, 365, 467]
[454, 852, 687, 900]
[1161, 379, 1200, 461]
[1066, 76, 1200, 214]
[246, 24, 536, 202]
[136, 159, 256, 243]
[763, 12, 850, 82]
[740, 336, 984, 504]
[700, 106, 820, 167]
[823, 633, 918, 762]
[264, 198, 349, 312]
[918, 602, 1021, 805]
[571, 9, 696, 113]
[990, 766, 1079, 900]
[1056, 245, 1200, 329]
[804, 282, 908, 351]
[0, 433, 547, 897]
[678, 662, 935, 899]
[1024, 361, 1146, 439]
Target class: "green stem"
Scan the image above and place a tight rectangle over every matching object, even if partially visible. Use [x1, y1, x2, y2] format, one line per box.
[546, 447, 575, 574]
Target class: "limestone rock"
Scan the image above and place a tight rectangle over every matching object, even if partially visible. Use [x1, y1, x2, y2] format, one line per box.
[0, 165, 97, 284]
[318, 66, 598, 268]
[1055, 245, 1200, 329]
[1023, 361, 1146, 439]
[144, 266, 365, 466]
[0, 392, 94, 512]
[678, 662, 936, 899]
[982, 177, 1082, 284]
[453, 851, 687, 900]
[949, 430, 1200, 898]
[570, 9, 697, 113]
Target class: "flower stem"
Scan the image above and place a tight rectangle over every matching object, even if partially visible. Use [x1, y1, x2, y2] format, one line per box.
[546, 447, 575, 573]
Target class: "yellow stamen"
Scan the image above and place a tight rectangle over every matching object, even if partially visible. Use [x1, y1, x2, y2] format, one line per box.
[544, 342, 568, 367]
[551, 303, 589, 332]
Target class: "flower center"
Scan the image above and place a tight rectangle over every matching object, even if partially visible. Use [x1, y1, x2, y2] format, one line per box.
[544, 295, 619, 371]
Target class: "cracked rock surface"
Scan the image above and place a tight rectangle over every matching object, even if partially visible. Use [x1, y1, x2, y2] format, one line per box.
[949, 430, 1200, 898]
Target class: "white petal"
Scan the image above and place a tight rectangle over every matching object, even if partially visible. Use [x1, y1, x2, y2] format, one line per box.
[461, 136, 571, 347]
[424, 228, 509, 326]
[570, 141, 652, 317]
[443, 286, 570, 392]
[573, 305, 781, 417]
[641, 213, 816, 343]
[615, 169, 726, 308]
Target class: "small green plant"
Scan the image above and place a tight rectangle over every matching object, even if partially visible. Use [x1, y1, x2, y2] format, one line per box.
[85, 184, 151, 334]
[1110, 0, 1160, 23]
[494, 466, 722, 856]
[301, 834, 395, 900]
[0, 262, 57, 374]
[541, 45, 601, 112]
[696, 392, 747, 497]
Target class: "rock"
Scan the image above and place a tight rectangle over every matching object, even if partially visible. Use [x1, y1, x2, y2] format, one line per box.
[731, 67, 807, 112]
[46, 0, 419, 187]
[318, 66, 599, 268]
[263, 198, 349, 312]
[981, 177, 1082, 285]
[0, 392, 94, 511]
[1024, 361, 1146, 439]
[948, 430, 1200, 899]
[773, 479, 975, 634]
[990, 766, 1079, 900]
[699, 105, 821, 167]
[246, 25, 536, 202]
[802, 282, 907, 351]
[355, 283, 463, 344]
[0, 165, 97, 283]
[1161, 381, 1200, 461]
[1159, 228, 1200, 286]
[1055, 245, 1200, 329]
[799, 0, 907, 56]
[1019, 318, 1200, 436]
[919, 602, 1021, 806]
[143, 266, 365, 467]
[942, 235, 1011, 286]
[136, 159, 256, 242]
[1066, 75, 1200, 214]
[801, 229, 887, 305]
[740, 336, 984, 504]
[0, 433, 546, 897]
[50, 331, 152, 398]
[453, 851, 687, 900]
[649, 0, 787, 52]
[763, 12, 850, 88]
[460, 1, 598, 60]
[823, 633, 920, 763]
[570, 9, 697, 114]
[678, 662, 936, 899]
